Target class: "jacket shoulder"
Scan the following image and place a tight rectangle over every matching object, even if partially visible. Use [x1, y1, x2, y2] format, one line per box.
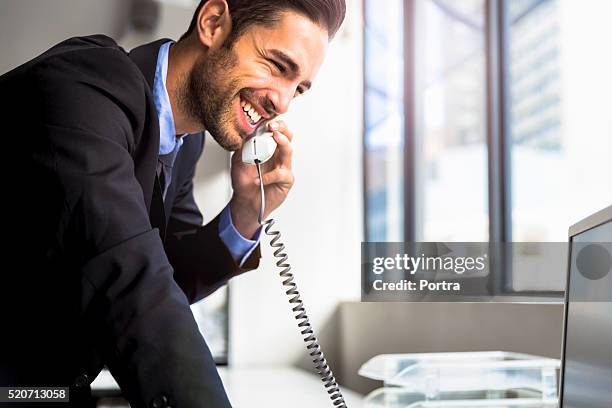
[31, 36, 150, 142]
[2, 35, 127, 76]
[45, 34, 125, 56]
[33, 35, 142, 84]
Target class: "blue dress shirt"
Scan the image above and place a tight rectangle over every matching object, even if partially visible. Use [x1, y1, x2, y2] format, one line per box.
[153, 41, 260, 266]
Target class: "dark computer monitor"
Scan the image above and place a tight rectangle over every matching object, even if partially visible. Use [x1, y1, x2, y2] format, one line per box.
[559, 205, 612, 407]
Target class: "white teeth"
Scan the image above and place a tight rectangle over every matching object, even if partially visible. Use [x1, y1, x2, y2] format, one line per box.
[240, 99, 262, 125]
[250, 110, 261, 122]
[242, 106, 257, 125]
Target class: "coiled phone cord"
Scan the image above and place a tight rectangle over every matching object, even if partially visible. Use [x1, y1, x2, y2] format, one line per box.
[255, 161, 348, 407]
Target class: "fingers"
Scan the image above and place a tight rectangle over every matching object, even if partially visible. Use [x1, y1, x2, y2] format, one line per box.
[268, 120, 293, 169]
[255, 168, 294, 187]
[268, 120, 293, 141]
[270, 130, 293, 169]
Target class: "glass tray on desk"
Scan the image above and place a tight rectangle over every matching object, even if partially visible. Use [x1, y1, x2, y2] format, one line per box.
[364, 388, 559, 408]
[359, 352, 559, 401]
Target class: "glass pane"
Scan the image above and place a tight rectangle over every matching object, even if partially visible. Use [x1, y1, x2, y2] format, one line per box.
[414, 0, 488, 241]
[364, 0, 404, 241]
[509, 0, 612, 242]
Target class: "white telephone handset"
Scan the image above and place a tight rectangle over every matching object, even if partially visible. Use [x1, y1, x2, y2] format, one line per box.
[241, 122, 277, 165]
[239, 121, 348, 407]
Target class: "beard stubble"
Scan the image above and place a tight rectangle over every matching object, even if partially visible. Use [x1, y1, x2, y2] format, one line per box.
[179, 44, 243, 151]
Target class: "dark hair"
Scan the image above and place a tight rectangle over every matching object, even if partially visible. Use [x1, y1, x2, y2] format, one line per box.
[179, 0, 346, 43]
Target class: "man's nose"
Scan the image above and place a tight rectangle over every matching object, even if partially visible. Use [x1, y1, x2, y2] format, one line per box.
[266, 85, 294, 115]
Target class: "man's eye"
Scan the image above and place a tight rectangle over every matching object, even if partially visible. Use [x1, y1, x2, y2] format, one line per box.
[294, 87, 306, 98]
[268, 59, 286, 73]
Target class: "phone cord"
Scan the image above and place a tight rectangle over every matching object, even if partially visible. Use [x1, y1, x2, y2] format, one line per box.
[255, 161, 348, 407]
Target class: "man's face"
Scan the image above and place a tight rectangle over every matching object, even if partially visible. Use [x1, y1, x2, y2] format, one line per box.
[184, 11, 329, 151]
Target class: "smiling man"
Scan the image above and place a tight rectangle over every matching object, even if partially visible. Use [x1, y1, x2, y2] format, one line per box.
[0, 0, 345, 407]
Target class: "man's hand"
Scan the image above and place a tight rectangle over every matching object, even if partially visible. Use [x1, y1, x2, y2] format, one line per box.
[229, 120, 294, 239]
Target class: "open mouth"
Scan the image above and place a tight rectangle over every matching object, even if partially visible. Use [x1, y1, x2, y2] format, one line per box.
[239, 94, 264, 128]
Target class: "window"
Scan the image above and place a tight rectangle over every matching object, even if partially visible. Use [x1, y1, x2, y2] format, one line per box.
[364, 0, 404, 242]
[506, 0, 612, 292]
[508, 0, 612, 242]
[364, 0, 612, 295]
[414, 0, 488, 242]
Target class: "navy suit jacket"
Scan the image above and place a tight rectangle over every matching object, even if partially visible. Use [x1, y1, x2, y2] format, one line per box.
[0, 35, 259, 408]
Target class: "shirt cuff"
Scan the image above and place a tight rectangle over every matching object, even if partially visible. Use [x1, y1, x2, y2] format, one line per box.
[218, 204, 262, 267]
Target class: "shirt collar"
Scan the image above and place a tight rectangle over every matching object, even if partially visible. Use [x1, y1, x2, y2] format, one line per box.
[153, 40, 186, 155]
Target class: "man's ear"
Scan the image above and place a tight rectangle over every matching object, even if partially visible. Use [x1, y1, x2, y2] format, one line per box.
[195, 0, 232, 50]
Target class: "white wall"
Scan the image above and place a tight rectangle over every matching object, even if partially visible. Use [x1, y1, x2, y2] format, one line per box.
[0, 0, 130, 74]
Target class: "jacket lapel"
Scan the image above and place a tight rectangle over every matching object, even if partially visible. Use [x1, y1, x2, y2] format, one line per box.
[128, 38, 172, 241]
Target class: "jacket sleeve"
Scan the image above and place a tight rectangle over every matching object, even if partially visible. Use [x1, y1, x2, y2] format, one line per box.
[165, 136, 261, 305]
[32, 47, 232, 408]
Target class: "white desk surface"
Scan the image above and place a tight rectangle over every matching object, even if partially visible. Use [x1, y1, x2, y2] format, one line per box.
[92, 367, 364, 407]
